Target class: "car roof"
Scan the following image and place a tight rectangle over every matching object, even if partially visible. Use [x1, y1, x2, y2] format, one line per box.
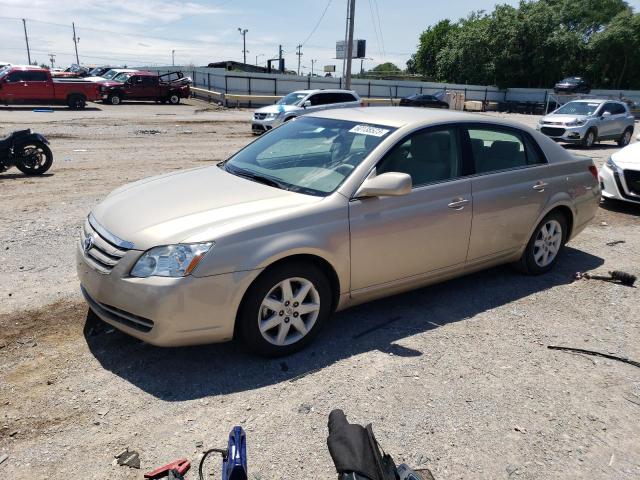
[293, 89, 358, 95]
[308, 106, 500, 128]
[567, 99, 618, 104]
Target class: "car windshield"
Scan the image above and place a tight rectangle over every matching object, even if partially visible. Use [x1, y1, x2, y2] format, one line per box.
[102, 70, 121, 79]
[113, 72, 133, 82]
[555, 101, 600, 116]
[90, 67, 108, 76]
[277, 92, 307, 105]
[560, 77, 580, 84]
[223, 116, 395, 196]
[0, 68, 9, 80]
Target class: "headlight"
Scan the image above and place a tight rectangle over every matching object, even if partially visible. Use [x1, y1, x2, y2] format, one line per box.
[265, 112, 280, 119]
[605, 156, 620, 172]
[130, 242, 213, 278]
[566, 119, 586, 126]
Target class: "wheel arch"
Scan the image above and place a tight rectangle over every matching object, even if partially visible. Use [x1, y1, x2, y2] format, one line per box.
[529, 202, 575, 246]
[233, 252, 341, 339]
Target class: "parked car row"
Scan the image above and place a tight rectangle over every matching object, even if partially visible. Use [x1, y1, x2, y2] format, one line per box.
[0, 65, 191, 108]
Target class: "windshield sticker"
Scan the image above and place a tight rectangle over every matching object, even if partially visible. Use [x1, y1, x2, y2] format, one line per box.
[349, 124, 390, 137]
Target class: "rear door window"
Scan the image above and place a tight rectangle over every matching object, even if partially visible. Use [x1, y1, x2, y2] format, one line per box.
[467, 128, 544, 174]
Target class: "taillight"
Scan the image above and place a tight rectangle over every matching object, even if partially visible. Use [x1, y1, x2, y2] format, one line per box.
[589, 165, 598, 178]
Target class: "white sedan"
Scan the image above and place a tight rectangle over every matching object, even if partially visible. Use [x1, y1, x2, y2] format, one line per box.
[600, 136, 640, 204]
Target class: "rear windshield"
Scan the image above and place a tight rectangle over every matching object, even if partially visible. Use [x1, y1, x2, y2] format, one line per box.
[555, 102, 600, 116]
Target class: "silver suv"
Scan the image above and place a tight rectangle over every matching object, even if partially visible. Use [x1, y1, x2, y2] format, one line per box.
[537, 99, 635, 148]
[252, 89, 361, 134]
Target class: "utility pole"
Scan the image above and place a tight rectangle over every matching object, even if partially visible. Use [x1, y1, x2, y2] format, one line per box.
[22, 19, 31, 65]
[172, 49, 175, 66]
[72, 22, 80, 65]
[345, 0, 356, 89]
[311, 59, 318, 76]
[238, 28, 248, 64]
[48, 53, 56, 69]
[296, 44, 303, 76]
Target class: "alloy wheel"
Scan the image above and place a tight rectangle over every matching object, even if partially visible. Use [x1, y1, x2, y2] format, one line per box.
[20, 145, 48, 170]
[533, 219, 562, 267]
[622, 130, 631, 146]
[257, 277, 320, 346]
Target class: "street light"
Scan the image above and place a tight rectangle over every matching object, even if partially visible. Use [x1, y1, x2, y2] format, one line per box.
[172, 49, 175, 66]
[311, 59, 318, 76]
[238, 27, 248, 65]
[360, 57, 373, 75]
[255, 53, 265, 66]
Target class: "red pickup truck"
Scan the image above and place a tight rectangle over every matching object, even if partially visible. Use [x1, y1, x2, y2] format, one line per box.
[99, 71, 191, 105]
[0, 66, 100, 109]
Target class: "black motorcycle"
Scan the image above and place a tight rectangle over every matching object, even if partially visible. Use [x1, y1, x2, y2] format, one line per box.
[0, 129, 53, 175]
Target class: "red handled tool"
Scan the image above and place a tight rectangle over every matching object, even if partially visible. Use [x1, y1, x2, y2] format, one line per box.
[144, 458, 190, 479]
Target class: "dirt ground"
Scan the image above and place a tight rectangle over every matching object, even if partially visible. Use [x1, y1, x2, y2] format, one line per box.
[0, 100, 639, 480]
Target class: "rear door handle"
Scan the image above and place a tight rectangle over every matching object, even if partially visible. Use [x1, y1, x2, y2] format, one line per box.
[448, 197, 470, 209]
[533, 181, 548, 191]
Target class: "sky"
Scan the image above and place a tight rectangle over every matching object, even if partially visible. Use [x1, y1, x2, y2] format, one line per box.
[1, 0, 639, 74]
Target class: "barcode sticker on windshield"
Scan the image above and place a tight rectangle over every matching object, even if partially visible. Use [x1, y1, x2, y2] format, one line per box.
[349, 125, 390, 137]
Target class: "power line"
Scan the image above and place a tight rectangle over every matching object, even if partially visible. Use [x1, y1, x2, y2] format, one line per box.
[300, 0, 333, 47]
[367, 0, 383, 59]
[372, 0, 385, 59]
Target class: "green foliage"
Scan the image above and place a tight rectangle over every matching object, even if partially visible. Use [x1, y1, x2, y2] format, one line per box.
[370, 62, 402, 73]
[407, 0, 640, 89]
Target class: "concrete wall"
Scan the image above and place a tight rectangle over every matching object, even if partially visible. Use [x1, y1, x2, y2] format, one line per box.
[143, 66, 640, 107]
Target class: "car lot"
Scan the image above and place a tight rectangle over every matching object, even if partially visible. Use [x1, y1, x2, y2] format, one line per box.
[0, 100, 639, 479]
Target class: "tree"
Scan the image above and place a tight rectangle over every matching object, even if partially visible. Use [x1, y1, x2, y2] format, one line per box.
[370, 62, 402, 74]
[406, 20, 456, 78]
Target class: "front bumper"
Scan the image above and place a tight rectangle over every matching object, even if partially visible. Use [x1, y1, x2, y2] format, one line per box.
[536, 123, 589, 143]
[599, 163, 640, 204]
[76, 241, 262, 347]
[251, 116, 282, 134]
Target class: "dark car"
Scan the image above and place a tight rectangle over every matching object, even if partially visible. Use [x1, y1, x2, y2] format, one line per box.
[100, 71, 191, 105]
[399, 94, 449, 109]
[554, 77, 591, 95]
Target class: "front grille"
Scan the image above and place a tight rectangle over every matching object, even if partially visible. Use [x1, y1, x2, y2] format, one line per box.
[541, 127, 566, 136]
[82, 287, 154, 332]
[623, 170, 640, 196]
[81, 217, 131, 274]
[254, 112, 267, 120]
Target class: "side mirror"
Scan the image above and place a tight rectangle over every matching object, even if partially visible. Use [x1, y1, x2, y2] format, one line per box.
[601, 111, 612, 118]
[303, 100, 312, 108]
[354, 172, 412, 198]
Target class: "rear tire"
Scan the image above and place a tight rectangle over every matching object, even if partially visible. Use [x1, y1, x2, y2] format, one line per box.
[67, 94, 86, 109]
[618, 128, 633, 147]
[515, 211, 568, 275]
[15, 141, 53, 175]
[238, 262, 332, 357]
[581, 128, 596, 148]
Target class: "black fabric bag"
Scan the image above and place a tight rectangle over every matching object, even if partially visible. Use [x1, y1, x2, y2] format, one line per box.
[327, 409, 397, 480]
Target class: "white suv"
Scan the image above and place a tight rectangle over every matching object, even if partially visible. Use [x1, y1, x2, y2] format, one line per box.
[252, 89, 361, 134]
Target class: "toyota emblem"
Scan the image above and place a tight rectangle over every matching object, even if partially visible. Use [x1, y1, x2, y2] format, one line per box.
[83, 233, 95, 252]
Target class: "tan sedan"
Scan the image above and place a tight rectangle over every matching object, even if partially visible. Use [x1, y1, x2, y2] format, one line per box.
[77, 107, 600, 356]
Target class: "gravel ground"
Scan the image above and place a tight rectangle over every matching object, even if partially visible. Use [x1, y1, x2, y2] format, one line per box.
[0, 101, 639, 480]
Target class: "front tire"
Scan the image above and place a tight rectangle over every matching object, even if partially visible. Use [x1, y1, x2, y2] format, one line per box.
[618, 128, 633, 147]
[168, 93, 180, 105]
[15, 141, 53, 175]
[515, 211, 568, 275]
[108, 94, 122, 105]
[581, 128, 596, 148]
[238, 262, 332, 357]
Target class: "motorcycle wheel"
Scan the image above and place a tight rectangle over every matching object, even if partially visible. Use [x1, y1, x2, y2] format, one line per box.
[15, 141, 53, 175]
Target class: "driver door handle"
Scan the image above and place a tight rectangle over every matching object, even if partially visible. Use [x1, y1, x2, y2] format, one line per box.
[448, 197, 470, 209]
[533, 181, 548, 191]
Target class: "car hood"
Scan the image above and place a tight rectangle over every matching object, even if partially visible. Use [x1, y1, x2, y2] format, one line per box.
[542, 114, 589, 123]
[255, 104, 301, 114]
[611, 142, 640, 168]
[92, 166, 320, 250]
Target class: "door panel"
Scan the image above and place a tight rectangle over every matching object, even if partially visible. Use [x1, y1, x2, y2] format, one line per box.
[465, 126, 551, 261]
[349, 179, 473, 291]
[349, 125, 472, 292]
[468, 167, 552, 260]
